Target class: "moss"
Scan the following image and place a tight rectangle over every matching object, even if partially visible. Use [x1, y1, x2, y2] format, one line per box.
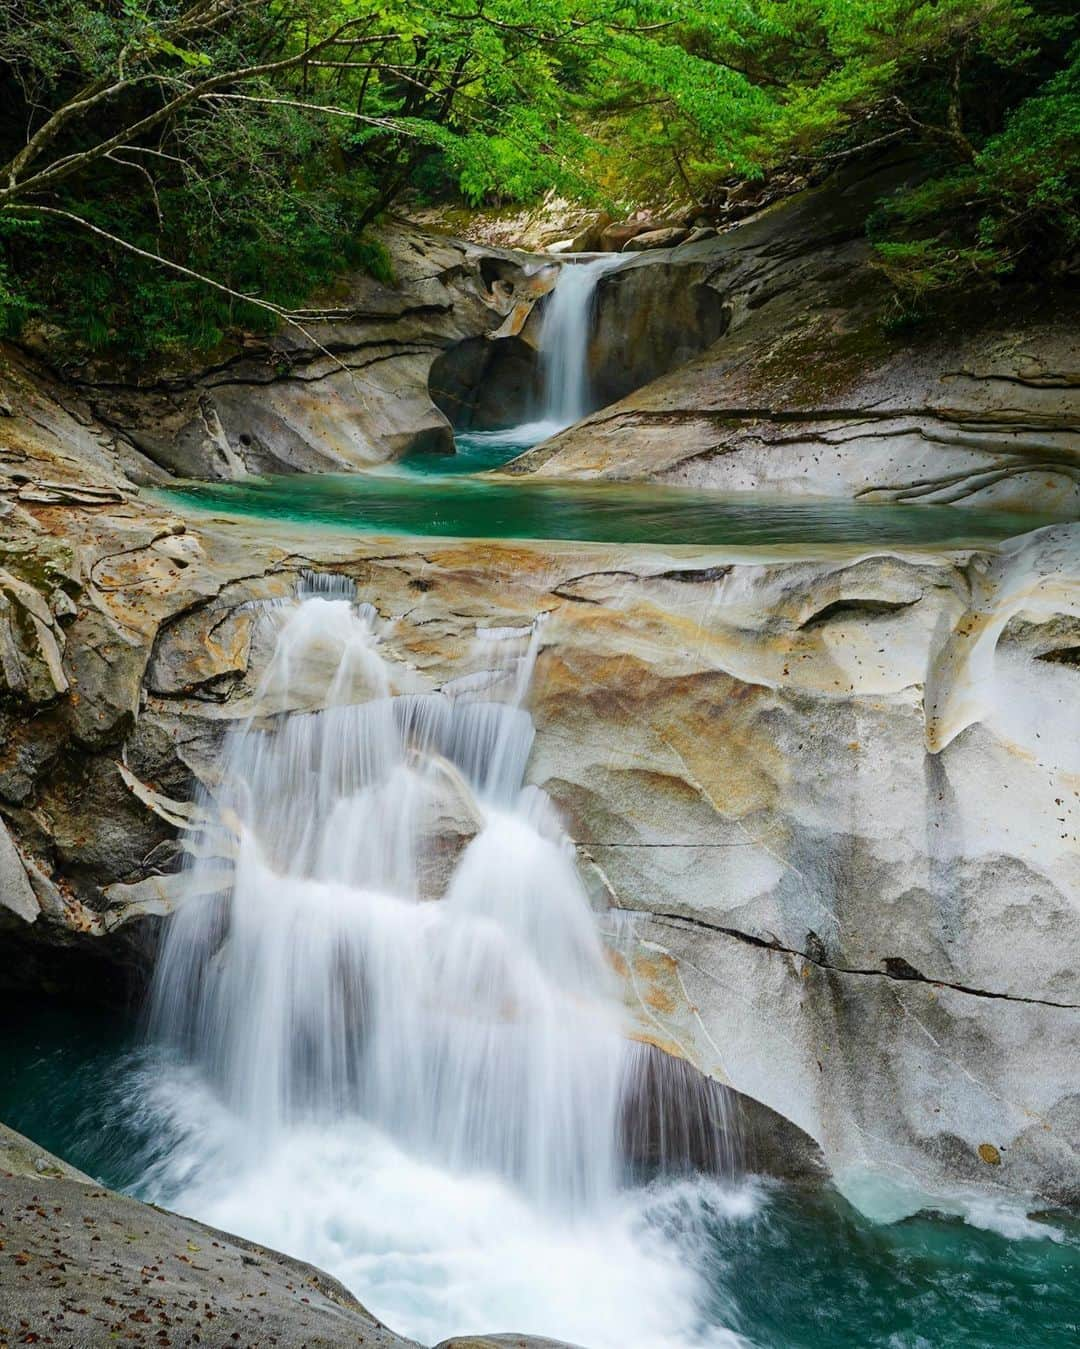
[0, 543, 78, 599]
[752, 312, 898, 407]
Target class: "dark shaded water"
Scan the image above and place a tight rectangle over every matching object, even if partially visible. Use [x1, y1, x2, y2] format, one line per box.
[4, 1005, 1077, 1349]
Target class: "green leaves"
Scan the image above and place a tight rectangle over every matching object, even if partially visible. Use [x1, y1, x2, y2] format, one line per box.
[0, 0, 1075, 353]
[143, 34, 213, 68]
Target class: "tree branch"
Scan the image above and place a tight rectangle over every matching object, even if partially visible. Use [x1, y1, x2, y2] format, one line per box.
[0, 22, 408, 204]
[6, 204, 367, 387]
[197, 91, 424, 136]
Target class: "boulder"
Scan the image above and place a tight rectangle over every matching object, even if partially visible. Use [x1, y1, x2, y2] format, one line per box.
[598, 220, 651, 251]
[414, 759, 484, 900]
[622, 226, 690, 251]
[0, 1125, 414, 1348]
[568, 210, 613, 253]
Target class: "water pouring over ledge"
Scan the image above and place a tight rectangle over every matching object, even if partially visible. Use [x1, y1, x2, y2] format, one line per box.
[537, 254, 626, 431]
[144, 573, 747, 1347]
[412, 253, 628, 472]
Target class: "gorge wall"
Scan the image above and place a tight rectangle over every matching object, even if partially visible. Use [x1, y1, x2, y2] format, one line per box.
[510, 161, 1080, 516]
[1, 163, 1078, 1218]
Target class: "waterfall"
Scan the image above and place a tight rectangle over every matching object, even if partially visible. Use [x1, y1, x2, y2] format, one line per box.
[537, 254, 624, 430]
[144, 574, 747, 1348]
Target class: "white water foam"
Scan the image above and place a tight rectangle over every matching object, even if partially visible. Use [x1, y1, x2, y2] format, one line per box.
[145, 576, 754, 1347]
[538, 255, 624, 429]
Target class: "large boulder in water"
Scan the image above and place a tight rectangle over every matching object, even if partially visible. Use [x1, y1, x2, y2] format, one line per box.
[414, 757, 485, 900]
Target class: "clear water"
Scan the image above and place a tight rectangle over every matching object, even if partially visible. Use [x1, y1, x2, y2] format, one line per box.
[160, 470, 1066, 549]
[4, 1004, 1078, 1349]
[402, 421, 561, 475]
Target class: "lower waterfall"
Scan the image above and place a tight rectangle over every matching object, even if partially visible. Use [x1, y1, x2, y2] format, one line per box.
[143, 574, 749, 1348]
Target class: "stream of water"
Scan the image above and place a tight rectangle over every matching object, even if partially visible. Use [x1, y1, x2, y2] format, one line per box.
[163, 254, 1067, 549]
[9, 256, 1079, 1348]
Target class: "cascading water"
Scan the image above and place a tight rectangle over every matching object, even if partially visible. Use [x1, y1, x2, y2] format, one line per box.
[141, 574, 750, 1348]
[447, 254, 625, 467]
[537, 254, 624, 430]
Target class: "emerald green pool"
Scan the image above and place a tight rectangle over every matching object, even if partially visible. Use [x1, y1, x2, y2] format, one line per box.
[4, 1004, 1077, 1349]
[161, 469, 1067, 550]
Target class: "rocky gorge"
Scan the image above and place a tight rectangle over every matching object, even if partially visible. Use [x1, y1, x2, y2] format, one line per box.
[1, 161, 1079, 1344]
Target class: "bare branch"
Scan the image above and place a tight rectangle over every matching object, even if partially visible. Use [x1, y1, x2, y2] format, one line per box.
[106, 150, 164, 233]
[7, 203, 365, 386]
[198, 92, 425, 136]
[0, 22, 408, 204]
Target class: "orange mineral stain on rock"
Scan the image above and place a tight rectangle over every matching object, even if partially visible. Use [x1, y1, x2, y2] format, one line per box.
[644, 986, 676, 1014]
[633, 953, 677, 980]
[606, 950, 629, 978]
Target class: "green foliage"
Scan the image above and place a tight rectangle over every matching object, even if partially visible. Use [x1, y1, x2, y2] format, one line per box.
[0, 0, 1076, 357]
[868, 39, 1080, 319]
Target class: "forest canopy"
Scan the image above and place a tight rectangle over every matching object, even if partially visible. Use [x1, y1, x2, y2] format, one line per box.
[0, 0, 1076, 356]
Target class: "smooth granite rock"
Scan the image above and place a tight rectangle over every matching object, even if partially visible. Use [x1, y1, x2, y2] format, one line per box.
[510, 161, 1080, 515]
[0, 1125, 413, 1348]
[0, 179, 1077, 1215]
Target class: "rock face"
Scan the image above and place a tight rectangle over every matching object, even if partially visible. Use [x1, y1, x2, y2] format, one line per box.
[511, 160, 1080, 515]
[1, 172, 1078, 1219]
[429, 254, 733, 432]
[1, 348, 1076, 1211]
[0, 1124, 414, 1348]
[58, 226, 557, 479]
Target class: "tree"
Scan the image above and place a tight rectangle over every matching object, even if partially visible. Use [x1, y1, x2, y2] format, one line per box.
[0, 1, 1075, 356]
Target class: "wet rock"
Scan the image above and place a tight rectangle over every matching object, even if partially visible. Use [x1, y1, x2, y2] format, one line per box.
[429, 334, 542, 431]
[585, 267, 732, 411]
[0, 1131, 415, 1348]
[414, 761, 484, 900]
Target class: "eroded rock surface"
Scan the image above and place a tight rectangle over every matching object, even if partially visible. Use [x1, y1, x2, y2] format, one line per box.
[40, 225, 556, 480]
[1, 205, 1078, 1215]
[510, 162, 1080, 515]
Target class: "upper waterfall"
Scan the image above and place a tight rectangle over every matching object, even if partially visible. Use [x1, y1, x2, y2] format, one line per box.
[537, 254, 624, 430]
